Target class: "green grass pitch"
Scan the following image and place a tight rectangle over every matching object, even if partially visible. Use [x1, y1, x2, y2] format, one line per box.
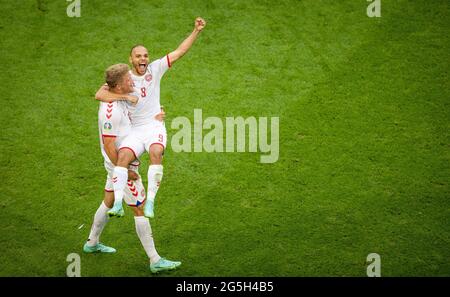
[0, 0, 449, 276]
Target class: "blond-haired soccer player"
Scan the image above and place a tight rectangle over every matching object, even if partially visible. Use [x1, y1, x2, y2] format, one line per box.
[84, 64, 181, 273]
[95, 17, 206, 220]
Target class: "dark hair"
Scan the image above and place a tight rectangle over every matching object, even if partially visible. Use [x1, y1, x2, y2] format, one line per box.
[130, 44, 146, 56]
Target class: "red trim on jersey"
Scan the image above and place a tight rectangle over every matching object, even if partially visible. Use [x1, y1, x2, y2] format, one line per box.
[119, 147, 138, 160]
[102, 134, 117, 144]
[104, 189, 114, 193]
[166, 55, 171, 68]
[149, 142, 165, 151]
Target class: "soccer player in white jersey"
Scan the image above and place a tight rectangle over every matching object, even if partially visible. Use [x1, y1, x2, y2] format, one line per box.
[85, 63, 181, 273]
[95, 17, 206, 219]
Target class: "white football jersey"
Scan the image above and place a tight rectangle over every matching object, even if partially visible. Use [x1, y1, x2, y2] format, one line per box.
[98, 101, 131, 164]
[127, 55, 171, 126]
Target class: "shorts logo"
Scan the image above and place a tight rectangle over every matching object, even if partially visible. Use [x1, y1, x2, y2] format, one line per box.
[141, 189, 145, 198]
[104, 122, 112, 130]
[145, 74, 152, 82]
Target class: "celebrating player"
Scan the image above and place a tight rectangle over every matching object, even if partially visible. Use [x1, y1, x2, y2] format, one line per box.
[95, 17, 206, 219]
[84, 63, 181, 273]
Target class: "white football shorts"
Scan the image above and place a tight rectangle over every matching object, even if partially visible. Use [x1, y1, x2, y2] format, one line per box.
[118, 120, 167, 159]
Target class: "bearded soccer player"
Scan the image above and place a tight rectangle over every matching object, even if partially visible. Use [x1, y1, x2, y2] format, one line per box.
[95, 17, 206, 219]
[85, 63, 181, 273]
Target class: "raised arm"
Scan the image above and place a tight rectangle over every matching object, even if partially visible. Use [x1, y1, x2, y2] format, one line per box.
[95, 84, 138, 104]
[168, 17, 206, 65]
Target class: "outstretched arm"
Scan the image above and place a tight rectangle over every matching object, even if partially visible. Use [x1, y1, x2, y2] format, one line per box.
[168, 17, 206, 65]
[95, 84, 138, 104]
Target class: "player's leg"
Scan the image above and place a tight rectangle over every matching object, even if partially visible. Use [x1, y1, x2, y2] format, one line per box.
[108, 147, 139, 217]
[149, 143, 164, 165]
[131, 207, 181, 273]
[144, 144, 164, 218]
[124, 178, 181, 273]
[130, 206, 161, 264]
[144, 127, 166, 218]
[124, 175, 156, 260]
[83, 186, 116, 253]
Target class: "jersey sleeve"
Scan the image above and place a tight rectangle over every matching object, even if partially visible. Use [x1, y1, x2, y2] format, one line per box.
[151, 55, 171, 80]
[99, 103, 122, 138]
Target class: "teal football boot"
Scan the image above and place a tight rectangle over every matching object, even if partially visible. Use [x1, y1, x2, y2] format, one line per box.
[107, 201, 124, 218]
[83, 242, 116, 253]
[150, 258, 181, 273]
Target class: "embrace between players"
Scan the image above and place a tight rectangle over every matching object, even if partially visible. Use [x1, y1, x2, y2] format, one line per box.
[82, 17, 206, 274]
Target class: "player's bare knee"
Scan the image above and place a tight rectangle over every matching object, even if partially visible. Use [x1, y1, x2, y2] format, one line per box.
[117, 148, 135, 167]
[149, 144, 163, 164]
[150, 154, 162, 165]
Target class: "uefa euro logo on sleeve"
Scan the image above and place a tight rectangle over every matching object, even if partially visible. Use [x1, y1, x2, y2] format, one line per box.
[104, 122, 112, 130]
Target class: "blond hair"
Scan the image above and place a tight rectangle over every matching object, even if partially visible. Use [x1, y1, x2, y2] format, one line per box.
[105, 63, 129, 88]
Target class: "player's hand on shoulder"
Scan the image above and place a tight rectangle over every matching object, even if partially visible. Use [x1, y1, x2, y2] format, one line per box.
[194, 17, 206, 32]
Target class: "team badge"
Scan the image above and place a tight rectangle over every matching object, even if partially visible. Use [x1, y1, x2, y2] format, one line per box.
[104, 122, 112, 130]
[145, 74, 152, 82]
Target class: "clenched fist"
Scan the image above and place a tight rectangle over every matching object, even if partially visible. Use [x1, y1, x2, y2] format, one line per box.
[195, 17, 206, 32]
